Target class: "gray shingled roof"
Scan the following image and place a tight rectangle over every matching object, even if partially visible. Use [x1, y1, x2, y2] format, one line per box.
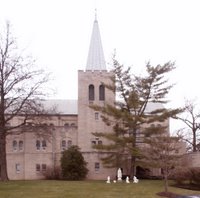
[43, 99, 163, 116]
[145, 102, 164, 113]
[43, 99, 78, 115]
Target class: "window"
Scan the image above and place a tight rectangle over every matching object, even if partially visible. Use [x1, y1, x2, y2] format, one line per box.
[19, 141, 23, 151]
[36, 140, 40, 150]
[89, 84, 95, 100]
[36, 164, 40, 172]
[98, 140, 102, 145]
[157, 124, 162, 128]
[71, 123, 76, 129]
[99, 84, 105, 101]
[61, 140, 66, 150]
[95, 112, 99, 120]
[42, 140, 47, 150]
[68, 140, 72, 148]
[91, 139, 102, 146]
[95, 162, 100, 172]
[150, 124, 155, 128]
[13, 140, 17, 151]
[16, 163, 20, 173]
[42, 164, 47, 171]
[64, 123, 69, 130]
[175, 149, 179, 154]
[50, 123, 55, 130]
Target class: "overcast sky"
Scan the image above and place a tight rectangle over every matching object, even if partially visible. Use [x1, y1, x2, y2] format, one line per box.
[1, 0, 200, 132]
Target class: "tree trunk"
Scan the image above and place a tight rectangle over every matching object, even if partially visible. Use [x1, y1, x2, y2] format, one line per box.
[129, 156, 136, 179]
[0, 134, 9, 181]
[164, 173, 168, 193]
[193, 129, 197, 152]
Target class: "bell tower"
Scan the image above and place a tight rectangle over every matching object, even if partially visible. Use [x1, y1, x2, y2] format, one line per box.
[77, 13, 115, 179]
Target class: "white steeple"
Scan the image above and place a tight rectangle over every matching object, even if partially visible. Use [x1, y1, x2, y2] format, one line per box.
[86, 12, 106, 71]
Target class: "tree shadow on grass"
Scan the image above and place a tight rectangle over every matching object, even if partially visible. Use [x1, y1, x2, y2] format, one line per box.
[157, 191, 181, 198]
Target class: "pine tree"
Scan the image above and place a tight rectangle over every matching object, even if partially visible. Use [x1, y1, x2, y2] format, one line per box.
[91, 57, 182, 177]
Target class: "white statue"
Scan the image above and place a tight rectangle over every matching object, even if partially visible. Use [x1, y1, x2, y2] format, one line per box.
[126, 176, 130, 183]
[117, 168, 122, 181]
[106, 176, 111, 183]
[133, 176, 139, 183]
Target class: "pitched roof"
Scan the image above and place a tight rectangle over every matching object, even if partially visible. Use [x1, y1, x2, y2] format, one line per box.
[43, 99, 77, 115]
[43, 99, 164, 116]
[86, 16, 106, 71]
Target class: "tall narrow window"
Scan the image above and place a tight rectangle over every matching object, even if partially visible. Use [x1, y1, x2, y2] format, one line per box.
[36, 140, 40, 150]
[68, 140, 72, 148]
[19, 141, 23, 151]
[42, 140, 47, 150]
[64, 123, 69, 130]
[36, 164, 40, 172]
[89, 84, 95, 100]
[16, 163, 20, 173]
[61, 140, 66, 150]
[42, 164, 47, 171]
[95, 162, 100, 172]
[13, 140, 17, 151]
[99, 84, 105, 101]
[95, 112, 99, 120]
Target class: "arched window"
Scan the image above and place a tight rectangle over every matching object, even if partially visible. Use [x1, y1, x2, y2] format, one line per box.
[36, 140, 40, 150]
[42, 140, 47, 150]
[150, 124, 155, 128]
[71, 123, 77, 129]
[89, 84, 95, 100]
[19, 140, 23, 151]
[64, 123, 69, 130]
[68, 140, 72, 148]
[50, 123, 55, 130]
[99, 84, 105, 101]
[13, 140, 17, 151]
[61, 140, 66, 150]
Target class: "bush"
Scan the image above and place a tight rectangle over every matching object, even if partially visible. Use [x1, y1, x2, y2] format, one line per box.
[171, 167, 191, 185]
[60, 146, 88, 180]
[172, 167, 200, 185]
[43, 166, 61, 180]
[190, 167, 200, 184]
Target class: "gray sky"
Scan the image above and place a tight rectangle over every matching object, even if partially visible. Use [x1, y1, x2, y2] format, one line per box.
[1, 0, 200, 132]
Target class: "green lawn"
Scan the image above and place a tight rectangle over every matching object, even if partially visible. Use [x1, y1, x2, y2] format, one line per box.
[0, 180, 199, 198]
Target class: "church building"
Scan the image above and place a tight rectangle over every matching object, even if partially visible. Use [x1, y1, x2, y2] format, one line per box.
[6, 15, 116, 180]
[5, 14, 185, 180]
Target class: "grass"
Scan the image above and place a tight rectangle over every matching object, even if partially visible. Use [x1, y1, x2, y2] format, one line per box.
[0, 180, 199, 198]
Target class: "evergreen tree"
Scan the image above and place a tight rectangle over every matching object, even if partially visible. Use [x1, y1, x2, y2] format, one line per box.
[60, 146, 88, 180]
[91, 57, 182, 177]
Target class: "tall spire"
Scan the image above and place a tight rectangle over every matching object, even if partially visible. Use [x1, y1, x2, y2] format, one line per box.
[86, 11, 106, 71]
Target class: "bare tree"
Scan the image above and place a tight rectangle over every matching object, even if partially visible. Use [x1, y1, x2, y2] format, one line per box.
[175, 99, 200, 152]
[0, 22, 51, 181]
[143, 132, 183, 194]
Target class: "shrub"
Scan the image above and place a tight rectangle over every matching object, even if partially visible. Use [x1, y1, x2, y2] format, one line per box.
[172, 167, 200, 185]
[189, 167, 200, 184]
[60, 146, 88, 180]
[43, 166, 61, 180]
[171, 167, 191, 185]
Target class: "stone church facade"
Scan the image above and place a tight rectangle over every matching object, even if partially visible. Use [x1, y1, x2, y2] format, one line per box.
[6, 16, 117, 180]
[5, 16, 183, 180]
